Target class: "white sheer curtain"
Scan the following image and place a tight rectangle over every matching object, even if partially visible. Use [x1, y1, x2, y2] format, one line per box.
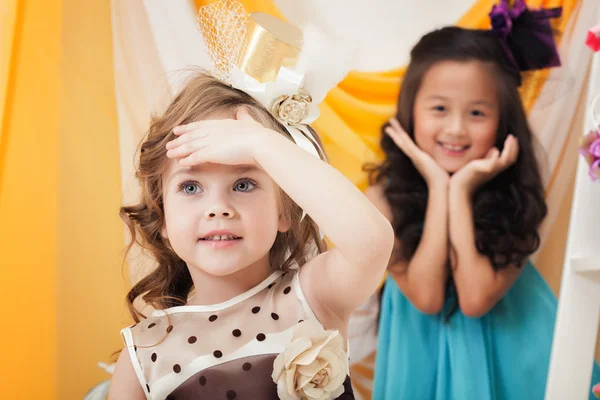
[529, 0, 599, 262]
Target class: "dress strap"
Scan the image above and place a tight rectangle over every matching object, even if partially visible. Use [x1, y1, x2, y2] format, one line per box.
[120, 326, 151, 399]
[291, 271, 320, 324]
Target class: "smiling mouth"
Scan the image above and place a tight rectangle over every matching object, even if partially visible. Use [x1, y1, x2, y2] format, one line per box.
[439, 142, 470, 152]
[200, 234, 241, 241]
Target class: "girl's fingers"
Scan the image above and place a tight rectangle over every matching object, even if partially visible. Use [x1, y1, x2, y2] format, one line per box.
[179, 147, 210, 166]
[385, 126, 413, 158]
[173, 121, 205, 135]
[167, 131, 209, 151]
[166, 141, 202, 159]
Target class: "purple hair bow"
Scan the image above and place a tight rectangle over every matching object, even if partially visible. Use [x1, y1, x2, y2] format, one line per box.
[489, 0, 562, 71]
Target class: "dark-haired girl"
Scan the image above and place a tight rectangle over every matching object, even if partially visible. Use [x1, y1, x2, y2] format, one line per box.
[366, 9, 600, 399]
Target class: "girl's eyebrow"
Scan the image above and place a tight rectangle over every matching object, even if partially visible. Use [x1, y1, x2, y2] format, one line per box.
[471, 99, 495, 107]
[425, 95, 448, 101]
[167, 168, 194, 183]
[233, 165, 261, 174]
[167, 164, 263, 184]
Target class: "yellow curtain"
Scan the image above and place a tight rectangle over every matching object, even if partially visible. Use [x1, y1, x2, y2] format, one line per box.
[0, 0, 60, 398]
[57, 0, 130, 399]
[1, 0, 128, 398]
[0, 1, 17, 137]
[195, 0, 576, 190]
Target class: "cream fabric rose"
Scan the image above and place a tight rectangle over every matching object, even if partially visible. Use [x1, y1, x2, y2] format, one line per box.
[271, 89, 312, 125]
[272, 320, 348, 400]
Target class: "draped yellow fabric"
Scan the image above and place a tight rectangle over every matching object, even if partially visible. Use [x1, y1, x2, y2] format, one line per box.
[0, 1, 17, 139]
[1, 0, 127, 398]
[195, 0, 576, 190]
[57, 1, 129, 398]
[0, 0, 59, 398]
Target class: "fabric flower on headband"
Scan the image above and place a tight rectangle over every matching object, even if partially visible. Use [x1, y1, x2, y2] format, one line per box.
[586, 26, 600, 52]
[579, 126, 600, 182]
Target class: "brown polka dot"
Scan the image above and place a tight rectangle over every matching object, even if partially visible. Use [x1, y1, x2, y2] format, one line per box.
[242, 362, 252, 371]
[151, 353, 157, 362]
[271, 313, 279, 320]
[146, 384, 150, 393]
[214, 350, 223, 358]
[298, 319, 304, 323]
[256, 333, 266, 341]
[252, 306, 260, 314]
[173, 364, 181, 373]
[232, 329, 242, 337]
[148, 322, 156, 329]
[267, 282, 275, 289]
[199, 376, 207, 386]
[188, 336, 197, 344]
[283, 286, 291, 294]
[227, 390, 237, 399]
[209, 314, 218, 322]
[134, 345, 138, 351]
[166, 325, 173, 333]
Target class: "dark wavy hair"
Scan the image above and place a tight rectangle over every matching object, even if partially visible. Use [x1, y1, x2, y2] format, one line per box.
[366, 27, 547, 272]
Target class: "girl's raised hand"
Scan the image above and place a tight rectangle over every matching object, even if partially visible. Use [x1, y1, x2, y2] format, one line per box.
[166, 108, 269, 166]
[385, 118, 449, 187]
[450, 134, 519, 194]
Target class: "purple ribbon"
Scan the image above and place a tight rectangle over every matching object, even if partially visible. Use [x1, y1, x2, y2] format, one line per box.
[489, 0, 562, 71]
[490, 0, 526, 38]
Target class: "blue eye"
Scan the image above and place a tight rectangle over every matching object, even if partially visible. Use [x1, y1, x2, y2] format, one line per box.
[234, 179, 257, 192]
[178, 181, 201, 195]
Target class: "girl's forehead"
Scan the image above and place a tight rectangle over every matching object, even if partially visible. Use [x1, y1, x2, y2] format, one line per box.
[420, 60, 497, 94]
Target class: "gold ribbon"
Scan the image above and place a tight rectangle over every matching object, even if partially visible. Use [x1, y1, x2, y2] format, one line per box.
[237, 12, 302, 83]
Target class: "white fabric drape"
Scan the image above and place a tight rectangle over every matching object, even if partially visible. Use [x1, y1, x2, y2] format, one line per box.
[273, 0, 476, 71]
[528, 0, 599, 263]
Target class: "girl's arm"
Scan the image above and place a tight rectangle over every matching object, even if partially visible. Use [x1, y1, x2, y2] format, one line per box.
[371, 118, 452, 314]
[168, 108, 394, 321]
[108, 351, 146, 400]
[366, 183, 448, 315]
[448, 135, 521, 317]
[249, 116, 395, 319]
[448, 185, 521, 317]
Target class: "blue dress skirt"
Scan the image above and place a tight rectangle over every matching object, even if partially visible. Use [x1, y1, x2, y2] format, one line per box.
[373, 261, 600, 399]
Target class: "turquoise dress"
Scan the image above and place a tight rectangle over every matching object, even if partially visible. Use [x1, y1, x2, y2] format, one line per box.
[373, 261, 600, 399]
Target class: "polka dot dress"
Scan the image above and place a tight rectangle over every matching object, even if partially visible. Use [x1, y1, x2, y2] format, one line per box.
[121, 270, 354, 399]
